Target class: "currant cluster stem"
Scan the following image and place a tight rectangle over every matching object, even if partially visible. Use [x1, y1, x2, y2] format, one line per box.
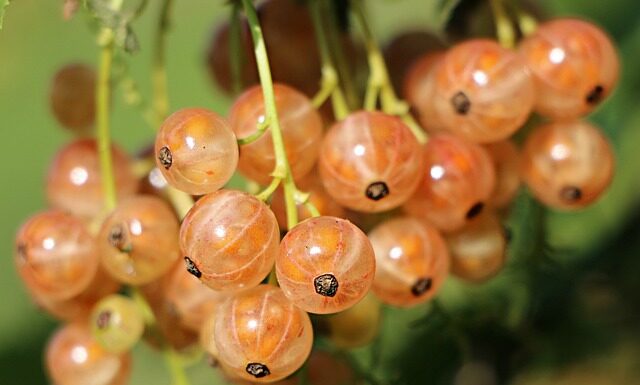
[489, 0, 516, 48]
[97, 41, 117, 211]
[350, 0, 427, 145]
[151, 0, 174, 125]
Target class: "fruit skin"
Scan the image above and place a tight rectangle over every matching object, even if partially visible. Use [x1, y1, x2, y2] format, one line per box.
[519, 18, 619, 120]
[427, 39, 535, 143]
[50, 63, 96, 131]
[319, 111, 423, 213]
[446, 212, 507, 283]
[90, 294, 145, 354]
[214, 285, 313, 383]
[154, 108, 239, 195]
[229, 84, 323, 184]
[404, 134, 496, 232]
[46, 139, 138, 219]
[520, 120, 614, 210]
[403, 51, 447, 134]
[15, 210, 99, 301]
[45, 322, 131, 385]
[98, 195, 181, 285]
[326, 293, 381, 349]
[180, 189, 279, 291]
[368, 217, 450, 307]
[276, 216, 376, 314]
[485, 140, 521, 208]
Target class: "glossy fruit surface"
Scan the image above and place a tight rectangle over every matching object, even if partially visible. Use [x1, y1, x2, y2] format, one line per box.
[155, 108, 239, 195]
[90, 294, 145, 354]
[519, 18, 619, 119]
[180, 189, 279, 291]
[46, 139, 138, 219]
[229, 84, 323, 184]
[319, 111, 423, 213]
[50, 63, 96, 131]
[429, 39, 535, 143]
[485, 140, 521, 208]
[277, 216, 375, 314]
[368, 217, 450, 307]
[446, 213, 507, 282]
[214, 285, 313, 382]
[98, 196, 180, 285]
[405, 134, 496, 232]
[45, 322, 131, 385]
[520, 121, 614, 209]
[15, 210, 98, 301]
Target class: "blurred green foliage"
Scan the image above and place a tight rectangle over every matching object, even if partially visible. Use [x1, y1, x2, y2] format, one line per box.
[1, 0, 639, 384]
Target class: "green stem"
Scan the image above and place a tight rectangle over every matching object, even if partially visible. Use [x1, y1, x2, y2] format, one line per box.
[507, 0, 538, 36]
[255, 177, 281, 202]
[309, 0, 350, 120]
[241, 0, 298, 229]
[97, 41, 117, 211]
[350, 0, 427, 144]
[237, 116, 269, 146]
[164, 349, 190, 385]
[489, 0, 516, 48]
[152, 0, 173, 126]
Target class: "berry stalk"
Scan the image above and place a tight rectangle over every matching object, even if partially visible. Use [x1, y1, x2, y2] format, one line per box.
[151, 0, 174, 126]
[96, 39, 117, 211]
[489, 0, 516, 48]
[350, 0, 427, 145]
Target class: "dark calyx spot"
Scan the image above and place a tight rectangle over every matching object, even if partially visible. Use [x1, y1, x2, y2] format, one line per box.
[246, 363, 270, 378]
[158, 146, 173, 170]
[365, 181, 390, 201]
[560, 186, 582, 202]
[451, 91, 471, 115]
[466, 202, 484, 219]
[586, 85, 605, 105]
[16, 243, 27, 262]
[503, 225, 513, 244]
[184, 256, 202, 278]
[108, 224, 131, 252]
[96, 310, 111, 329]
[411, 277, 433, 296]
[314, 274, 339, 297]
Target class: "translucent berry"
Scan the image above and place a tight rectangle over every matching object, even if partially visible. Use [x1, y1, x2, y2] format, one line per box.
[199, 312, 220, 361]
[325, 293, 381, 349]
[214, 285, 313, 382]
[46, 322, 131, 385]
[46, 139, 138, 219]
[277, 216, 375, 314]
[369, 217, 450, 307]
[98, 196, 180, 285]
[271, 169, 346, 230]
[49, 63, 96, 132]
[519, 18, 619, 119]
[164, 262, 227, 332]
[446, 213, 507, 282]
[403, 51, 447, 133]
[319, 111, 423, 213]
[485, 140, 521, 208]
[180, 189, 279, 291]
[520, 121, 614, 209]
[405, 134, 496, 232]
[428, 39, 535, 143]
[15, 210, 98, 301]
[229, 84, 323, 184]
[155, 108, 239, 195]
[90, 294, 145, 354]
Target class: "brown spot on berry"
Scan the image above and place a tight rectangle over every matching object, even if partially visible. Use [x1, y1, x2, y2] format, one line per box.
[158, 146, 173, 169]
[411, 277, 432, 296]
[586, 85, 604, 105]
[466, 202, 484, 219]
[560, 186, 582, 202]
[246, 363, 270, 378]
[314, 274, 339, 297]
[96, 310, 111, 329]
[184, 256, 202, 278]
[365, 181, 390, 201]
[451, 91, 471, 115]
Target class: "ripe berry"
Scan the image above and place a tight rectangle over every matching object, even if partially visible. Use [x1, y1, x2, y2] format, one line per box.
[180, 189, 279, 291]
[519, 18, 619, 119]
[229, 84, 323, 184]
[446, 213, 507, 282]
[155, 108, 239, 195]
[368, 217, 449, 307]
[49, 63, 96, 132]
[15, 210, 98, 301]
[520, 121, 614, 209]
[98, 196, 180, 285]
[404, 134, 496, 232]
[46, 139, 138, 219]
[427, 39, 535, 143]
[276, 216, 375, 314]
[46, 322, 131, 385]
[319, 111, 423, 213]
[325, 293, 381, 349]
[90, 294, 145, 354]
[214, 285, 313, 382]
[485, 140, 521, 208]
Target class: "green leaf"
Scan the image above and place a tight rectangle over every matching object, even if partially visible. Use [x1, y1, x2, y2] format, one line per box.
[0, 0, 10, 30]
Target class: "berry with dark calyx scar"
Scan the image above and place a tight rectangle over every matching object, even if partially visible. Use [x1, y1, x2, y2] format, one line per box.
[90, 294, 145, 354]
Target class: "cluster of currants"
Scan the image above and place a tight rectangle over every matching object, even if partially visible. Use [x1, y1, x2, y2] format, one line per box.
[13, 0, 619, 384]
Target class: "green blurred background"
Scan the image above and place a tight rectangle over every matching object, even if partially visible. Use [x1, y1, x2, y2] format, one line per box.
[1, 0, 640, 384]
